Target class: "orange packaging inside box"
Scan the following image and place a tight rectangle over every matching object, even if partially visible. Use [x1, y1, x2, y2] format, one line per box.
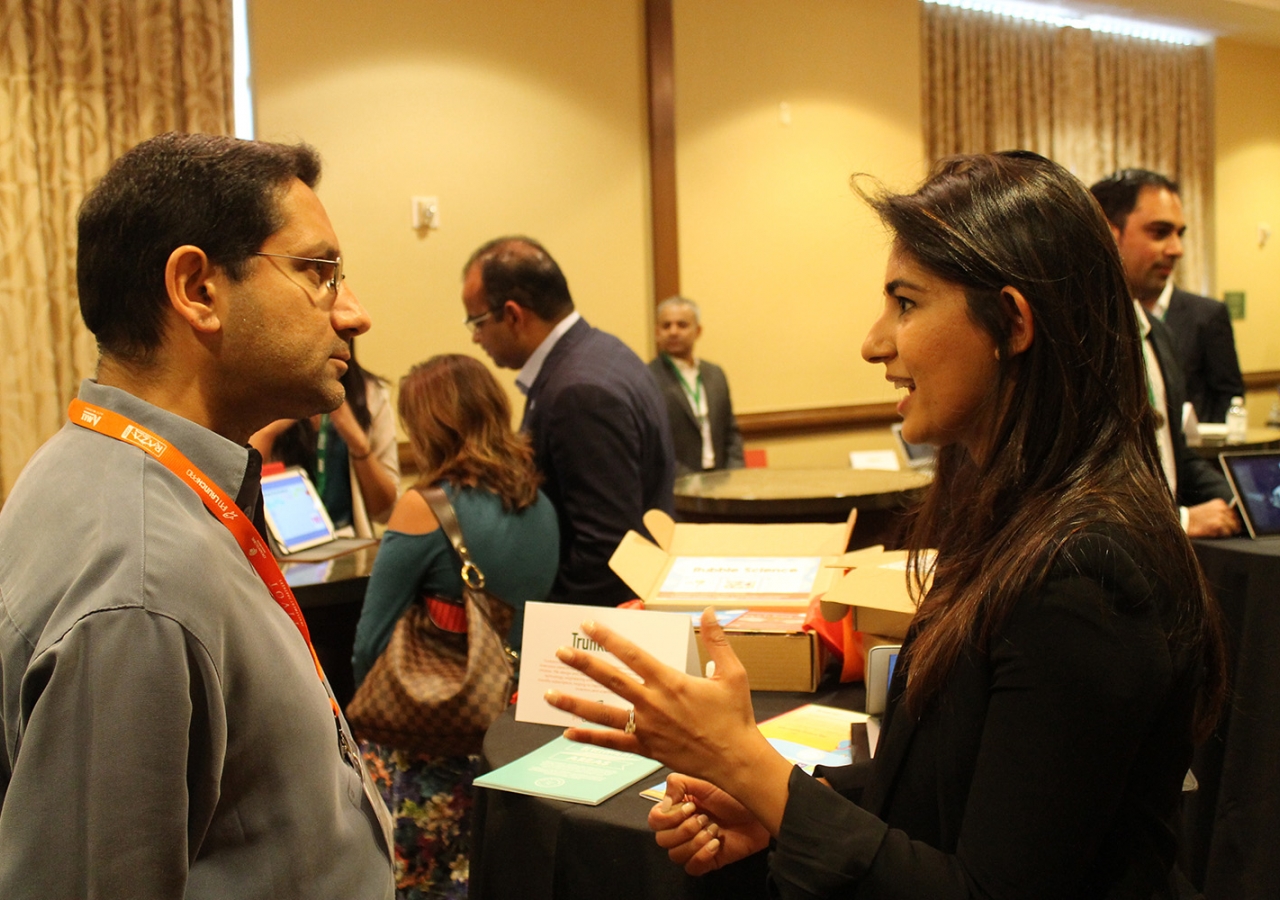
[609, 509, 856, 691]
[819, 545, 923, 641]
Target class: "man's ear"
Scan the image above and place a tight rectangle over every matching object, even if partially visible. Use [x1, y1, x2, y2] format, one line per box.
[500, 299, 525, 329]
[1002, 286, 1035, 356]
[165, 245, 222, 335]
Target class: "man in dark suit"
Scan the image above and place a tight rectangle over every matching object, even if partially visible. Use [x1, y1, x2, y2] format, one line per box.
[1141, 304, 1240, 537]
[648, 296, 744, 475]
[461, 236, 675, 606]
[1090, 168, 1244, 422]
[1163, 288, 1245, 423]
[1090, 172, 1241, 538]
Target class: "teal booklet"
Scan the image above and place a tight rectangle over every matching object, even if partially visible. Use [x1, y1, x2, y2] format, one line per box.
[474, 736, 663, 806]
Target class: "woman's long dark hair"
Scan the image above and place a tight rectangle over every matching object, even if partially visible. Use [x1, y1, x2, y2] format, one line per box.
[861, 151, 1225, 738]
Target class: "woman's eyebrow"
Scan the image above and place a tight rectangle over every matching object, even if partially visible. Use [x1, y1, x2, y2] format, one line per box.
[885, 278, 927, 294]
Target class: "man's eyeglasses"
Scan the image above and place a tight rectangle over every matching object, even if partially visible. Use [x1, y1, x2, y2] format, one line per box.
[255, 252, 345, 295]
[464, 308, 499, 334]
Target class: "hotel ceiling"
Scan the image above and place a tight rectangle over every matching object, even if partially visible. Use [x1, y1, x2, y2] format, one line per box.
[1062, 0, 1280, 46]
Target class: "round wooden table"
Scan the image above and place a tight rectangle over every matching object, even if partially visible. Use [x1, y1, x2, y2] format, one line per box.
[674, 468, 931, 550]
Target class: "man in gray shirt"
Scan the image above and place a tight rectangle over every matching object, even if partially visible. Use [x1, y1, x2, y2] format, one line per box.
[0, 134, 394, 898]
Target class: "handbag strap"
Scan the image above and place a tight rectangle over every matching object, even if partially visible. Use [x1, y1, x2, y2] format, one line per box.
[421, 485, 485, 589]
[419, 486, 513, 634]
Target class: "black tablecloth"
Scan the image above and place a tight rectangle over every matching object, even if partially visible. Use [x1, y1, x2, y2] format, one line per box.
[471, 677, 865, 900]
[1185, 538, 1280, 900]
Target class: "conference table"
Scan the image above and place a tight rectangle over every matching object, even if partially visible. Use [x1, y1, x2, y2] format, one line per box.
[674, 467, 930, 549]
[289, 544, 378, 708]
[1183, 537, 1280, 899]
[471, 678, 865, 900]
[1189, 425, 1280, 460]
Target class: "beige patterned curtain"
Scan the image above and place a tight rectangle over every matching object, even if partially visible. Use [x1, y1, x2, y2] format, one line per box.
[923, 4, 1213, 294]
[0, 0, 233, 502]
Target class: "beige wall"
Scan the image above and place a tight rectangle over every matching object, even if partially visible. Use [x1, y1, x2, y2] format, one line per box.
[1215, 37, 1280, 375]
[251, 0, 923, 464]
[251, 3, 1278, 468]
[251, 0, 651, 424]
[673, 0, 924, 414]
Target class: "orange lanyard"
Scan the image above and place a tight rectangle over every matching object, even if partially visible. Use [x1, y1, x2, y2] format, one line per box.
[67, 399, 341, 719]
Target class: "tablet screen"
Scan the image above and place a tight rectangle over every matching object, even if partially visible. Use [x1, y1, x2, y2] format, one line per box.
[260, 467, 336, 553]
[1221, 452, 1280, 538]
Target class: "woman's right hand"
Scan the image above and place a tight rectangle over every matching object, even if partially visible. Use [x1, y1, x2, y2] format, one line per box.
[649, 773, 770, 876]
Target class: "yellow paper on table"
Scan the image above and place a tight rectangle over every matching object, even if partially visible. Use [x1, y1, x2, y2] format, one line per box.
[757, 703, 869, 754]
[641, 702, 870, 800]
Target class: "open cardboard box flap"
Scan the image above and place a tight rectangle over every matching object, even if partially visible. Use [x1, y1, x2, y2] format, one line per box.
[819, 545, 920, 639]
[610, 508, 856, 612]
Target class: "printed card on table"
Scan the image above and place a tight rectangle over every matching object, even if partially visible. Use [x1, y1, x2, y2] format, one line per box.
[515, 601, 700, 727]
[474, 736, 663, 806]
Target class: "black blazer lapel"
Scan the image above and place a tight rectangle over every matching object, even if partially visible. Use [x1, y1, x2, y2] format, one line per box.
[658, 356, 701, 429]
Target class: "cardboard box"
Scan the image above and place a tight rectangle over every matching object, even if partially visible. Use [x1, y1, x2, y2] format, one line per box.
[694, 611, 826, 692]
[609, 510, 854, 692]
[609, 509, 856, 613]
[819, 546, 922, 640]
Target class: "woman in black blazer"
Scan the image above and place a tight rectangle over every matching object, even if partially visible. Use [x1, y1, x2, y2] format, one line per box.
[544, 152, 1226, 900]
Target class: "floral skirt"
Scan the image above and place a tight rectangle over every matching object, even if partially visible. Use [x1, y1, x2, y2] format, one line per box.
[361, 741, 482, 900]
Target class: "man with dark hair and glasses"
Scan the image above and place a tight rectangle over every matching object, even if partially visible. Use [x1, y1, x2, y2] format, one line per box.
[1090, 169, 1240, 539]
[462, 236, 675, 606]
[0, 133, 394, 898]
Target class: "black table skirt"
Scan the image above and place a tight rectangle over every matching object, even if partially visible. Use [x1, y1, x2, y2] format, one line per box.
[1185, 538, 1280, 900]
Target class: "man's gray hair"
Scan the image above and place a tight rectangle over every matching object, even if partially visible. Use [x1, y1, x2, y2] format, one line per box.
[656, 295, 700, 324]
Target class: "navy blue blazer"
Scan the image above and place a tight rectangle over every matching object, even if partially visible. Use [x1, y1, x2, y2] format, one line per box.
[522, 318, 675, 606]
[1162, 289, 1244, 424]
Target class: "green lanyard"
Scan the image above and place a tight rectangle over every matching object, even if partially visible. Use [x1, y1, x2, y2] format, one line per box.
[314, 414, 329, 495]
[666, 355, 704, 419]
[1140, 334, 1159, 412]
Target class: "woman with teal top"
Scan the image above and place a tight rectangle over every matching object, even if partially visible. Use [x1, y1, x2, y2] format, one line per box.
[353, 354, 558, 900]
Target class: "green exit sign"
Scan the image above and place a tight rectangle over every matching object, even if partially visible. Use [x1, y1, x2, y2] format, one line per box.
[1223, 291, 1246, 320]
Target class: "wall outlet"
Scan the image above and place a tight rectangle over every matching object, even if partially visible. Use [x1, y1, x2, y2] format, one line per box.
[411, 196, 439, 230]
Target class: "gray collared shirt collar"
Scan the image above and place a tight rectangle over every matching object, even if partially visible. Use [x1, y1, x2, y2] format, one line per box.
[78, 379, 260, 513]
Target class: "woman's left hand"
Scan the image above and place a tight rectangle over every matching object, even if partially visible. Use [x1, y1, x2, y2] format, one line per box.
[650, 773, 770, 875]
[544, 607, 792, 830]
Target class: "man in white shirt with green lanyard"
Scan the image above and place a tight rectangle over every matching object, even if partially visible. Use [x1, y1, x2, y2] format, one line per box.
[648, 296, 745, 475]
[0, 133, 394, 899]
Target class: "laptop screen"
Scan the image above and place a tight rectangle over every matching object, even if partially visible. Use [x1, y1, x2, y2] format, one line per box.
[1221, 452, 1280, 538]
[260, 466, 337, 553]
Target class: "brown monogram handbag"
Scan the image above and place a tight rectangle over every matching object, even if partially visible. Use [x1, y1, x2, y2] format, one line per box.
[345, 486, 517, 756]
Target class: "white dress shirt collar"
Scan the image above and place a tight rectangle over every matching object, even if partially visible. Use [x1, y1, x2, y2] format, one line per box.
[516, 311, 581, 395]
[1150, 279, 1174, 321]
